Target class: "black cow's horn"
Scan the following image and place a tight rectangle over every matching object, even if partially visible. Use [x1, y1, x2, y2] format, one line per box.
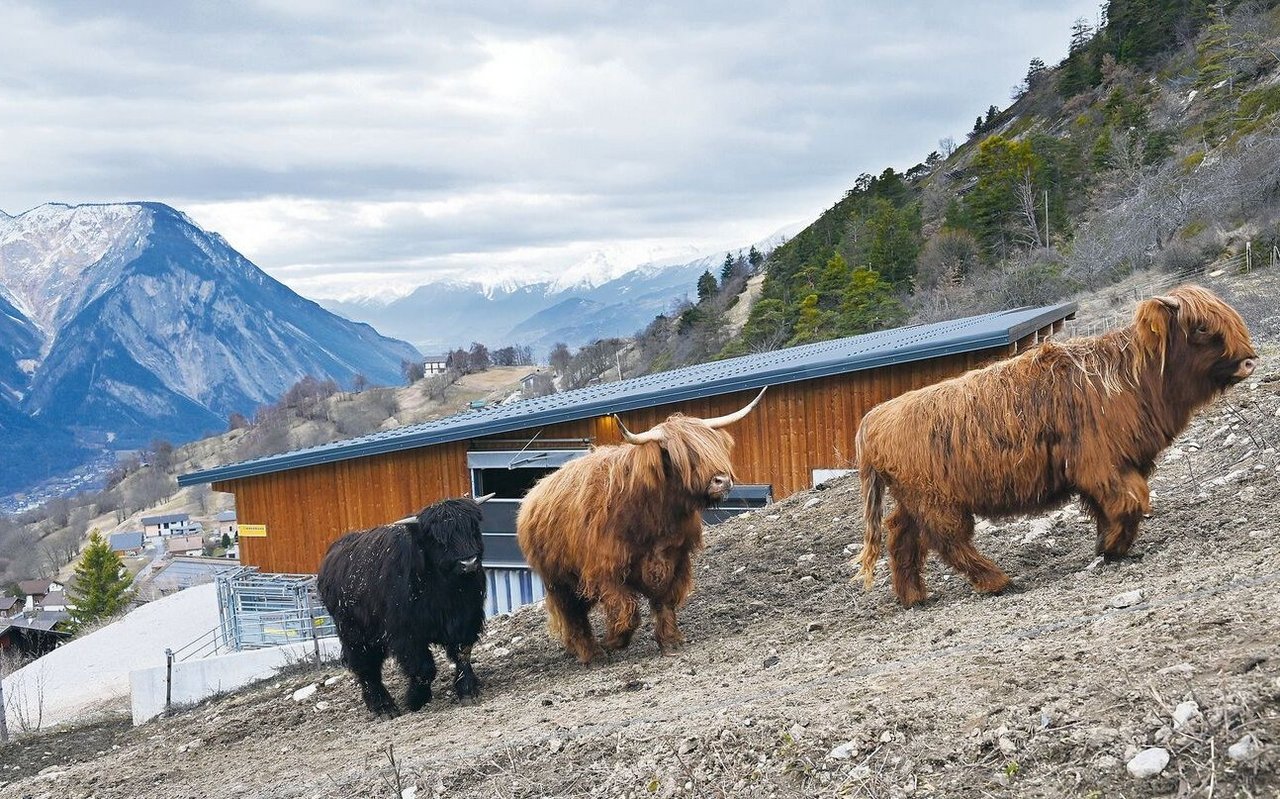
[1154, 295, 1180, 310]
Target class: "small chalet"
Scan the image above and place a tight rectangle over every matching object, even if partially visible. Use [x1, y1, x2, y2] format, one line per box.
[0, 616, 69, 658]
[0, 595, 18, 618]
[41, 590, 69, 612]
[167, 534, 206, 555]
[109, 531, 146, 555]
[141, 513, 190, 537]
[17, 579, 63, 603]
[423, 353, 450, 375]
[214, 510, 238, 537]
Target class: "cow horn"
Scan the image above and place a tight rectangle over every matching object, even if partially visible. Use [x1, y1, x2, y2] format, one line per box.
[474, 492, 497, 504]
[1154, 295, 1180, 310]
[615, 414, 666, 445]
[701, 387, 768, 430]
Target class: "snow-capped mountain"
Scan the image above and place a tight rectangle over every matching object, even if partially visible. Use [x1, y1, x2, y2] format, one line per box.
[0, 202, 420, 495]
[324, 227, 797, 355]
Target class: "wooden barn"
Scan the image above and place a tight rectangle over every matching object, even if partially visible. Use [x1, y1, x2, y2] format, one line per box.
[179, 301, 1074, 611]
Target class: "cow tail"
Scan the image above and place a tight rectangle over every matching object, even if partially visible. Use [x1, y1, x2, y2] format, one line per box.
[859, 466, 886, 589]
[857, 425, 885, 590]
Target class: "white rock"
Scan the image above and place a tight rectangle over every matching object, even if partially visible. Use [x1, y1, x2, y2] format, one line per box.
[788, 723, 806, 741]
[828, 741, 858, 760]
[401, 788, 418, 799]
[492, 647, 512, 657]
[1126, 747, 1169, 778]
[803, 497, 822, 510]
[1171, 700, 1200, 730]
[998, 736, 1017, 755]
[315, 701, 332, 712]
[323, 675, 344, 687]
[797, 553, 816, 563]
[292, 684, 318, 702]
[1227, 734, 1261, 762]
[1108, 589, 1146, 609]
[549, 738, 564, 753]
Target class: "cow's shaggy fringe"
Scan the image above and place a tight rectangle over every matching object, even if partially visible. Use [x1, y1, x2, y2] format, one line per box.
[316, 497, 487, 716]
[518, 415, 739, 664]
[858, 284, 1257, 607]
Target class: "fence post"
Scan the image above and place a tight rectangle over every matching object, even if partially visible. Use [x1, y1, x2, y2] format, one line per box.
[304, 591, 321, 665]
[1247, 241, 1252, 272]
[165, 648, 173, 717]
[0, 669, 9, 743]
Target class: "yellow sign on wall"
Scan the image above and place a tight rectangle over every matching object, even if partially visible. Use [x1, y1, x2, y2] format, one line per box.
[239, 523, 267, 538]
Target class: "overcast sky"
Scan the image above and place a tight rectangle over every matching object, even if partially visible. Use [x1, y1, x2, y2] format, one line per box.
[0, 1, 1100, 300]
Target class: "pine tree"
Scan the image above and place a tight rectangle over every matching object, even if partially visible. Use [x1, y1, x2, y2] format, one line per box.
[697, 270, 718, 303]
[747, 245, 764, 273]
[67, 529, 133, 630]
[837, 268, 905, 335]
[788, 294, 830, 345]
[720, 253, 736, 284]
[815, 252, 852, 310]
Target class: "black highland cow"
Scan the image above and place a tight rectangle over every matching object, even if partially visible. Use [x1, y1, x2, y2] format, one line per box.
[316, 496, 490, 717]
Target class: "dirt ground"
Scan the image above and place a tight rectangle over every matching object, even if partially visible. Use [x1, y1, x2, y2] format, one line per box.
[3, 276, 1279, 798]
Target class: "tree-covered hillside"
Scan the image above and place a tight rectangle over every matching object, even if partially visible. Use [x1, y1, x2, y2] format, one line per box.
[631, 0, 1280, 370]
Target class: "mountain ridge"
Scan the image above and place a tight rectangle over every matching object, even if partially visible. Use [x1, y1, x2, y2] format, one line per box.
[0, 201, 421, 496]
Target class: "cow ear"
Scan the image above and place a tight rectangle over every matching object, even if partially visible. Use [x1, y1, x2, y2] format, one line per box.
[1133, 297, 1173, 375]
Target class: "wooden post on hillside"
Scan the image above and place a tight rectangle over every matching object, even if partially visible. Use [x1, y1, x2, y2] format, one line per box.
[164, 648, 173, 716]
[0, 671, 9, 743]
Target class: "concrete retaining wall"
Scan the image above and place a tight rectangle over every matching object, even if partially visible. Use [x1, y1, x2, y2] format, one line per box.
[129, 637, 341, 725]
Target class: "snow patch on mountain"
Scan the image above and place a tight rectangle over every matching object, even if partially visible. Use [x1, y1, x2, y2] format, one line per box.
[0, 203, 151, 335]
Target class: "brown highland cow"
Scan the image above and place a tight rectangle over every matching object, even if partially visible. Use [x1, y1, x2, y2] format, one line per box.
[857, 284, 1257, 607]
[517, 388, 765, 663]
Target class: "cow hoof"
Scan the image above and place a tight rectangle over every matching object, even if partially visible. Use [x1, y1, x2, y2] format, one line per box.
[1102, 550, 1142, 564]
[372, 704, 402, 719]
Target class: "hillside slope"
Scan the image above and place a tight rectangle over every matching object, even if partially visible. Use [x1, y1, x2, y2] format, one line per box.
[2, 275, 1278, 798]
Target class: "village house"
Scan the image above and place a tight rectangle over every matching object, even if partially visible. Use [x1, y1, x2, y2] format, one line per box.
[422, 353, 450, 375]
[17, 579, 63, 604]
[214, 509, 238, 538]
[141, 512, 190, 537]
[109, 531, 146, 555]
[166, 533, 206, 556]
[0, 595, 19, 618]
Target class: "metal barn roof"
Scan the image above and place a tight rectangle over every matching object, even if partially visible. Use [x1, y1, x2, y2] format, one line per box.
[180, 301, 1075, 487]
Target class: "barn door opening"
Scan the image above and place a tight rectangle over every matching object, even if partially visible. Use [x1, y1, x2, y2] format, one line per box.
[465, 449, 588, 568]
[466, 448, 588, 616]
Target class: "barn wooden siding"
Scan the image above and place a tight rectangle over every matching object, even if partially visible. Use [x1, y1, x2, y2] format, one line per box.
[216, 323, 1059, 574]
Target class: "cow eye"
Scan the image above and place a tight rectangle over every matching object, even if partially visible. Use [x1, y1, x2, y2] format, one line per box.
[1195, 325, 1211, 335]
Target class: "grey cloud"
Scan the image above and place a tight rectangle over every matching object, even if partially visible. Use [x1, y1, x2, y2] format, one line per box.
[1, 0, 1100, 294]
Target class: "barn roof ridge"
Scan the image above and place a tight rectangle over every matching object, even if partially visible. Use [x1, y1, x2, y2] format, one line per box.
[179, 301, 1075, 487]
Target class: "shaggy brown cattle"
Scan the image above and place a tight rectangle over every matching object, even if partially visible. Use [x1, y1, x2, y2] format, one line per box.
[857, 285, 1257, 607]
[517, 388, 765, 663]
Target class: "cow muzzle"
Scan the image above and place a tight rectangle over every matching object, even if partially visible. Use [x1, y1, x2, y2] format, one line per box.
[1235, 358, 1258, 379]
[708, 475, 733, 502]
[457, 556, 481, 574]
